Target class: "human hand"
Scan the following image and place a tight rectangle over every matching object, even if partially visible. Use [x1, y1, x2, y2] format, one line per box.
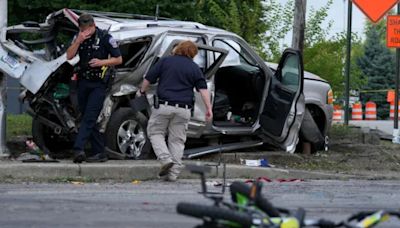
[136, 89, 143, 97]
[206, 107, 213, 122]
[76, 30, 91, 44]
[89, 58, 104, 68]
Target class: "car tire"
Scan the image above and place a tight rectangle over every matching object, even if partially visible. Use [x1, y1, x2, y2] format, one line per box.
[105, 108, 154, 160]
[296, 108, 325, 153]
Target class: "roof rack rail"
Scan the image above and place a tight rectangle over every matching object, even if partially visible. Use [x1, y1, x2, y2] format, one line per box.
[71, 9, 175, 21]
[146, 22, 206, 29]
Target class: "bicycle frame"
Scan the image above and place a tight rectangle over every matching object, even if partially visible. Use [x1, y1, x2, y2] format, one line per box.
[179, 164, 400, 228]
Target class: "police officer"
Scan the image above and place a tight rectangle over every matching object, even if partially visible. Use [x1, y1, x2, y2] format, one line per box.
[138, 40, 212, 181]
[66, 14, 122, 163]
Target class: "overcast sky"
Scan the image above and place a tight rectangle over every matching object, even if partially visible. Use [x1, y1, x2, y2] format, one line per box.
[278, 0, 376, 44]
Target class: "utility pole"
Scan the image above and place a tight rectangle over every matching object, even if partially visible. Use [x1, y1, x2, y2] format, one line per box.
[344, 0, 352, 125]
[394, 3, 400, 144]
[0, 0, 8, 156]
[292, 0, 307, 52]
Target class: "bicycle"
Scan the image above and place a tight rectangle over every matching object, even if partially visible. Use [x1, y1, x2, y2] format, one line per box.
[176, 164, 400, 228]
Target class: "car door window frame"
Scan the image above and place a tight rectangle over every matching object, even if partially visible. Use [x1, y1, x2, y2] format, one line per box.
[274, 51, 304, 95]
[210, 36, 260, 67]
[212, 39, 258, 67]
[161, 39, 227, 79]
[116, 36, 153, 72]
[159, 32, 208, 70]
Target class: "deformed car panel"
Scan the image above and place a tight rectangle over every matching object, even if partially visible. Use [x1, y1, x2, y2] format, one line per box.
[0, 8, 333, 159]
[20, 55, 68, 94]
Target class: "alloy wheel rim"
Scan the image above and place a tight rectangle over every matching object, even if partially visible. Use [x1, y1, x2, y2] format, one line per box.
[117, 119, 146, 158]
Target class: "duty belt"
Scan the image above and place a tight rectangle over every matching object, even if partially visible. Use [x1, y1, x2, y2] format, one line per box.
[80, 66, 109, 80]
[159, 100, 193, 109]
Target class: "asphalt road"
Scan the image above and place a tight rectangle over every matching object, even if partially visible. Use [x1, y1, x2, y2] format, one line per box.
[0, 180, 399, 228]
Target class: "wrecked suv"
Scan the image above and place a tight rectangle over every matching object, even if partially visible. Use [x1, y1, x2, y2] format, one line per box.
[0, 9, 333, 159]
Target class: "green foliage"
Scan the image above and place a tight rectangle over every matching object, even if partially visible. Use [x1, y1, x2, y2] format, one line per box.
[299, 0, 365, 99]
[263, 0, 294, 61]
[304, 0, 333, 47]
[303, 33, 364, 98]
[195, 0, 268, 58]
[357, 23, 395, 119]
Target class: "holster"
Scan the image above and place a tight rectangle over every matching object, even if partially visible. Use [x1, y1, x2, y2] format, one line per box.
[153, 94, 159, 109]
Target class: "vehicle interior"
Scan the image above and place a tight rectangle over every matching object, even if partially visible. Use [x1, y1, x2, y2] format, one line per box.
[116, 37, 152, 71]
[212, 39, 265, 127]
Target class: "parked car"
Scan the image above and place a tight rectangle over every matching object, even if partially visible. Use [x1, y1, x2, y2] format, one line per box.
[0, 9, 332, 159]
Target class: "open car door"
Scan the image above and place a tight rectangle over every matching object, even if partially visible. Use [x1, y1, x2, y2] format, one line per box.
[161, 40, 228, 136]
[259, 48, 305, 153]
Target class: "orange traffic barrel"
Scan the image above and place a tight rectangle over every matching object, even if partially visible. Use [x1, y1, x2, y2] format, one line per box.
[389, 101, 400, 119]
[351, 103, 363, 120]
[333, 105, 344, 122]
[365, 101, 377, 120]
[387, 90, 395, 103]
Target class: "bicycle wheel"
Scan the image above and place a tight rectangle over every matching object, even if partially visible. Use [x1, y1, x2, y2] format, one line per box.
[177, 202, 254, 227]
[230, 181, 280, 217]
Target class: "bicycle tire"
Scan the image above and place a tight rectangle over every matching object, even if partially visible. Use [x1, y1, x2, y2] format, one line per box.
[177, 202, 254, 227]
[230, 181, 280, 217]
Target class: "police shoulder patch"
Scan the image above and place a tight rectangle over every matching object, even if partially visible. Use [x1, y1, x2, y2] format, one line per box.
[109, 37, 118, 48]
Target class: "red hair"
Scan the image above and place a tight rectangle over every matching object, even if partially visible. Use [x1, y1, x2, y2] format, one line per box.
[173, 40, 198, 59]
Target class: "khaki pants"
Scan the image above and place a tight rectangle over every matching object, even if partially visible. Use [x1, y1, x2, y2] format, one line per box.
[147, 104, 191, 178]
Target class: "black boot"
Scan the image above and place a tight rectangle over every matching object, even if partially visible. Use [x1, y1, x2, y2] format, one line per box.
[158, 162, 174, 177]
[73, 150, 86, 163]
[86, 153, 108, 163]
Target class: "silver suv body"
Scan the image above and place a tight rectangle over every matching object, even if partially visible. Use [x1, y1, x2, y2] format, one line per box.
[0, 9, 333, 159]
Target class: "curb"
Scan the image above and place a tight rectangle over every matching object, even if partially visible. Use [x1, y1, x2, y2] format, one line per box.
[0, 160, 394, 182]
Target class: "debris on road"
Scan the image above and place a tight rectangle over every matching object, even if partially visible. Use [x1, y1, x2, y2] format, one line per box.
[240, 158, 274, 167]
[131, 180, 141, 184]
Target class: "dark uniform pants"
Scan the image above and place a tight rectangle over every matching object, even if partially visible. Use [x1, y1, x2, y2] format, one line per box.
[73, 79, 106, 154]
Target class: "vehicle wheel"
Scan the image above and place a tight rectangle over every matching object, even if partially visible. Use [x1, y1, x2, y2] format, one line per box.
[32, 118, 73, 158]
[105, 108, 153, 159]
[176, 202, 253, 227]
[296, 107, 325, 153]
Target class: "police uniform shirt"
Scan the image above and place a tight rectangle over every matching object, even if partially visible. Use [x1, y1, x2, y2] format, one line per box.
[145, 55, 207, 105]
[76, 28, 121, 79]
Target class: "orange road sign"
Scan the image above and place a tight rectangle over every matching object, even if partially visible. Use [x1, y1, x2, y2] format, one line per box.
[353, 0, 399, 23]
[387, 15, 400, 48]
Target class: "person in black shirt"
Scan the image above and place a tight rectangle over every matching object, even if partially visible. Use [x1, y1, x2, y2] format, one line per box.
[138, 40, 212, 181]
[66, 14, 122, 163]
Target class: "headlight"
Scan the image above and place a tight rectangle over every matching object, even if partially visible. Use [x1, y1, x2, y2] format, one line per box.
[327, 89, 333, 104]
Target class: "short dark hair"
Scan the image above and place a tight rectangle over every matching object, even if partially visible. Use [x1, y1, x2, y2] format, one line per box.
[78, 14, 94, 27]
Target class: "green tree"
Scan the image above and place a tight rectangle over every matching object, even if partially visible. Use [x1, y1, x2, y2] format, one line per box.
[195, 0, 268, 58]
[263, 0, 294, 60]
[303, 33, 364, 98]
[304, 0, 333, 47]
[357, 24, 395, 119]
